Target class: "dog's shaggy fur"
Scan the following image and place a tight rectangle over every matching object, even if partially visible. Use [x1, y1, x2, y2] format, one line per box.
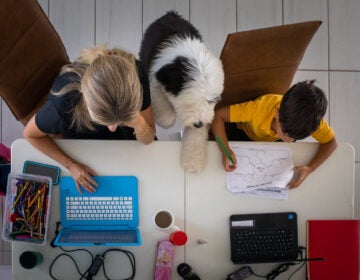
[139, 11, 224, 173]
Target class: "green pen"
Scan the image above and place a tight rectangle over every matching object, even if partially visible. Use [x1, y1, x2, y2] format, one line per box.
[215, 135, 234, 165]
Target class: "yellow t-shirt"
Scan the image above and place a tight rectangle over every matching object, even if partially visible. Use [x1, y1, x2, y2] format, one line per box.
[229, 94, 335, 144]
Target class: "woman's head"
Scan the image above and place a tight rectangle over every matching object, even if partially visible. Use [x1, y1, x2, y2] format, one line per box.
[80, 48, 142, 128]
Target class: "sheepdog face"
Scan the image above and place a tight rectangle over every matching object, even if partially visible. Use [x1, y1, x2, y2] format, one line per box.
[139, 11, 224, 130]
[151, 37, 224, 129]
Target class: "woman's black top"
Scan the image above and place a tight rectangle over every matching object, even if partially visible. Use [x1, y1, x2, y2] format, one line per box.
[35, 60, 150, 140]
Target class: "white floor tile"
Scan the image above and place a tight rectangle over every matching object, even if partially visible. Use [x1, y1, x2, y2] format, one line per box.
[2, 251, 11, 266]
[329, 72, 360, 162]
[0, 265, 13, 280]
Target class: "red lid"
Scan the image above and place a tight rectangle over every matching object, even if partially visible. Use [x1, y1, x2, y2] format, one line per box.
[170, 231, 188, 246]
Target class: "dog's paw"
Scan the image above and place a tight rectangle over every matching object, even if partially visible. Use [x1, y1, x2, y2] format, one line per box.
[155, 110, 176, 128]
[181, 126, 209, 173]
[182, 151, 206, 173]
[151, 87, 177, 128]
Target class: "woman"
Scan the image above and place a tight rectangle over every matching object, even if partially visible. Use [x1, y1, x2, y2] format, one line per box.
[24, 46, 156, 194]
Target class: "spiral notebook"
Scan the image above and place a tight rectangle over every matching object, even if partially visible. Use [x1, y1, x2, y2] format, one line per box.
[54, 176, 142, 246]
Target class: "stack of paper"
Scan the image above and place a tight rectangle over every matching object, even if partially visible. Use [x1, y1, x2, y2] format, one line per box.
[227, 143, 294, 199]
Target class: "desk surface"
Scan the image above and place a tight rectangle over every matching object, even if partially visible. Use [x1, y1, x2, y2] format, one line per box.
[10, 140, 354, 280]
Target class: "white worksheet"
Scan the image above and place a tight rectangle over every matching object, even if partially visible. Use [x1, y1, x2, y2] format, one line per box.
[227, 143, 294, 199]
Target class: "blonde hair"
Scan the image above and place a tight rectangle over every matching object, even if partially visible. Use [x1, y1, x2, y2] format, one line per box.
[52, 45, 142, 131]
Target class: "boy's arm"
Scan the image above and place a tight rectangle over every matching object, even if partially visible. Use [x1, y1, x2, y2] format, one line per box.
[288, 137, 338, 188]
[211, 106, 237, 171]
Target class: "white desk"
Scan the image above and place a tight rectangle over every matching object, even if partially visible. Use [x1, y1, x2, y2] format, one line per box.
[10, 140, 354, 280]
[10, 140, 185, 280]
[185, 142, 355, 279]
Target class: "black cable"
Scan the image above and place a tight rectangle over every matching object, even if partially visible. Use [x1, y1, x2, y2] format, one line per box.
[49, 245, 94, 280]
[247, 266, 267, 278]
[49, 246, 136, 280]
[287, 261, 305, 280]
[101, 249, 136, 280]
[266, 262, 296, 280]
[287, 246, 306, 280]
[243, 247, 308, 280]
[49, 222, 136, 280]
[49, 252, 92, 280]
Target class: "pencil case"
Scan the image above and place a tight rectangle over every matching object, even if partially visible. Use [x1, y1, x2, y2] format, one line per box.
[2, 173, 53, 245]
[154, 240, 175, 280]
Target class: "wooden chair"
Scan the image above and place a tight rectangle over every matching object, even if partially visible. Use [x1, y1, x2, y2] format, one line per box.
[0, 0, 69, 125]
[218, 20, 321, 107]
[214, 21, 321, 140]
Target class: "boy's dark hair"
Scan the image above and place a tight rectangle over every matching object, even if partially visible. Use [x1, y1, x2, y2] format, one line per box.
[279, 80, 327, 140]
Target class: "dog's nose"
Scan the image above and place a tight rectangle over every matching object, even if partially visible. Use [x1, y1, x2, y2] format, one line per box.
[193, 121, 203, 128]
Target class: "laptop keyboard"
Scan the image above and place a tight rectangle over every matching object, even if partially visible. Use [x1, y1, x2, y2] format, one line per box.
[65, 196, 133, 220]
[231, 228, 298, 262]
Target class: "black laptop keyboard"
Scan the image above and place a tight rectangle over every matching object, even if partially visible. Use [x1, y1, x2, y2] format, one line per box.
[231, 228, 298, 263]
[230, 212, 299, 264]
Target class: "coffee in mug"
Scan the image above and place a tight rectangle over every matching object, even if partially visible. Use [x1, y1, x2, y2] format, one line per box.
[153, 209, 177, 230]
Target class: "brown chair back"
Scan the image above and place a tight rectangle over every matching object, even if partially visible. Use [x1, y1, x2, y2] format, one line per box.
[217, 21, 321, 108]
[0, 0, 69, 125]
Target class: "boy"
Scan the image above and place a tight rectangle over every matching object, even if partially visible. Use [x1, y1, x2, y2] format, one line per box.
[211, 80, 337, 188]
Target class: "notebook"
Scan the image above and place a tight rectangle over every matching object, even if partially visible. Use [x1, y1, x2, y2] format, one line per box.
[307, 220, 360, 280]
[54, 176, 142, 246]
[230, 212, 298, 263]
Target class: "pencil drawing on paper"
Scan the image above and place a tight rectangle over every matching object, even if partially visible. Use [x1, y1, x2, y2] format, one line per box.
[227, 144, 294, 192]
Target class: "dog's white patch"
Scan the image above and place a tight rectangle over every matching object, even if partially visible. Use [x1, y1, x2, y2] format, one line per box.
[149, 37, 224, 128]
[181, 125, 209, 173]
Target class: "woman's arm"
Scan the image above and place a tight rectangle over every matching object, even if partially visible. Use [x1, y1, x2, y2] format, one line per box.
[23, 115, 98, 193]
[128, 106, 156, 145]
[211, 106, 237, 171]
[288, 137, 338, 188]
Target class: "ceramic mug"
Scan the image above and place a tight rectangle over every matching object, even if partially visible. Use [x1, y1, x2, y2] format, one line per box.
[19, 251, 43, 269]
[152, 209, 179, 231]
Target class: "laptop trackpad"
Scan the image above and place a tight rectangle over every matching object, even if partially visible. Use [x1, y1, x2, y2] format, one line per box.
[57, 228, 139, 246]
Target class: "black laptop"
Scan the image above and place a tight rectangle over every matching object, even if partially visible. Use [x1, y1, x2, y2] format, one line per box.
[230, 212, 298, 263]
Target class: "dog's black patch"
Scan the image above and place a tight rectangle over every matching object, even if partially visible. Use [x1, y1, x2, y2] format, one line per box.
[156, 56, 197, 96]
[139, 11, 202, 73]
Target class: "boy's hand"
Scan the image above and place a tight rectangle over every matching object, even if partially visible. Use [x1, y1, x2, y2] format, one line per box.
[288, 166, 312, 188]
[223, 150, 237, 172]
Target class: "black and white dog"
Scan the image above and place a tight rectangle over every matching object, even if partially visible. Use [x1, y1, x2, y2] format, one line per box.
[139, 11, 224, 172]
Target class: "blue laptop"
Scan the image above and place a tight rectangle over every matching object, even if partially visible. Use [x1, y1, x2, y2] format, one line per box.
[54, 176, 142, 246]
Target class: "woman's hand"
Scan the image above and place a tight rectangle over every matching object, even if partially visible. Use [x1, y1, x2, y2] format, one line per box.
[68, 161, 98, 194]
[287, 165, 312, 189]
[125, 111, 155, 144]
[125, 112, 147, 130]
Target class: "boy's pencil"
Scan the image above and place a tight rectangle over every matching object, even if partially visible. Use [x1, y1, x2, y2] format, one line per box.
[215, 135, 234, 165]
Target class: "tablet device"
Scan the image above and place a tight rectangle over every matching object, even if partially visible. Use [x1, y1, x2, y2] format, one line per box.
[23, 160, 61, 185]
